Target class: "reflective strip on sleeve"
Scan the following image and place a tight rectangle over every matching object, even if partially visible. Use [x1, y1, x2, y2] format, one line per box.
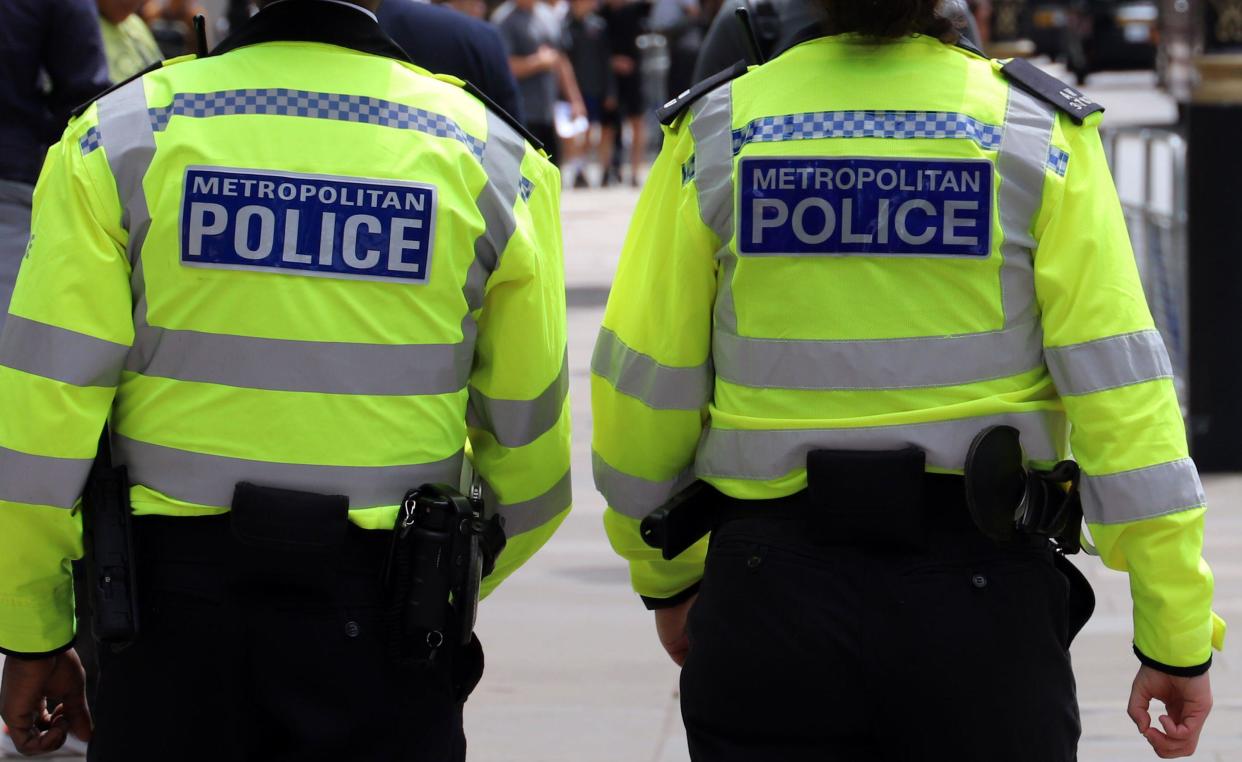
[1081, 458, 1205, 524]
[0, 316, 129, 388]
[468, 351, 569, 447]
[695, 411, 1065, 481]
[593, 450, 696, 519]
[1045, 330, 1173, 396]
[713, 317, 1043, 390]
[490, 470, 572, 535]
[0, 446, 93, 508]
[115, 435, 463, 509]
[592, 328, 712, 410]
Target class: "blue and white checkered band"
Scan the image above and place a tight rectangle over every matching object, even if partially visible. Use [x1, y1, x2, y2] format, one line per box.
[731, 111, 1006, 155]
[519, 177, 536, 201]
[80, 89, 485, 160]
[1047, 146, 1070, 176]
[79, 127, 102, 154]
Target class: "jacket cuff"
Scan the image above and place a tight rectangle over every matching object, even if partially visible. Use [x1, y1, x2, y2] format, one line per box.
[1133, 645, 1211, 677]
[0, 637, 75, 661]
[641, 581, 701, 610]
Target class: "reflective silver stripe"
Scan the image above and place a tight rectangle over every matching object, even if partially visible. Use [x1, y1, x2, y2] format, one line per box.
[1045, 330, 1173, 396]
[689, 84, 742, 341]
[97, 78, 156, 265]
[467, 111, 527, 313]
[695, 411, 1065, 481]
[457, 112, 528, 405]
[1081, 458, 1205, 525]
[126, 327, 472, 396]
[593, 450, 695, 520]
[0, 446, 93, 508]
[997, 85, 1054, 328]
[491, 470, 572, 535]
[115, 434, 463, 509]
[689, 83, 736, 244]
[0, 316, 128, 388]
[592, 328, 712, 410]
[705, 86, 1056, 393]
[713, 318, 1043, 390]
[468, 351, 569, 447]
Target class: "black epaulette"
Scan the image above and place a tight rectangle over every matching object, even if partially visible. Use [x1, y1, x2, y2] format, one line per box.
[70, 60, 166, 120]
[657, 59, 750, 127]
[999, 58, 1104, 124]
[462, 80, 544, 151]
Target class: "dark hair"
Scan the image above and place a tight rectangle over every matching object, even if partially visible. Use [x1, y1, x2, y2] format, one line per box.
[820, 0, 959, 42]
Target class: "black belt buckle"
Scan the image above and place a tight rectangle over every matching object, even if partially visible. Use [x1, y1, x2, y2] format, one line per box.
[806, 447, 928, 548]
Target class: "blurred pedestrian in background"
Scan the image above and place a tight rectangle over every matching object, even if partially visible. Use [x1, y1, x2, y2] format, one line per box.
[443, 0, 489, 19]
[0, 0, 109, 331]
[496, 0, 586, 163]
[380, 0, 526, 123]
[600, 0, 650, 185]
[649, 0, 700, 108]
[563, 0, 617, 187]
[98, 0, 164, 81]
[141, 0, 209, 58]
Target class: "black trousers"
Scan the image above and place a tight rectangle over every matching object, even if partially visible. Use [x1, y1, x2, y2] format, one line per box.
[87, 515, 481, 762]
[680, 511, 1082, 762]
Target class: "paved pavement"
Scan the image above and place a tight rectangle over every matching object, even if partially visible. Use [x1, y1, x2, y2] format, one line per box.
[4, 70, 1240, 761]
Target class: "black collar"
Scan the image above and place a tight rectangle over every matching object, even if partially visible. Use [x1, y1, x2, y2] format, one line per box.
[213, 0, 412, 63]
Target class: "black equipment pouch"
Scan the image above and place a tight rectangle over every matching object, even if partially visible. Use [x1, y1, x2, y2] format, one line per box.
[640, 481, 718, 560]
[384, 484, 505, 665]
[964, 425, 1084, 554]
[82, 427, 139, 646]
[806, 447, 927, 548]
[230, 482, 349, 553]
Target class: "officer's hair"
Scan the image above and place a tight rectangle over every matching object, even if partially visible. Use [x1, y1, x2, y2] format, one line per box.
[821, 0, 959, 41]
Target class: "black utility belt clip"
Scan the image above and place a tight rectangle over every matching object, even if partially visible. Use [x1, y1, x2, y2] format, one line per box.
[964, 425, 1083, 554]
[384, 483, 505, 664]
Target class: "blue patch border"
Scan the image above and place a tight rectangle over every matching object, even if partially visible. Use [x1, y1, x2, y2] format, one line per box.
[734, 155, 995, 259]
[178, 165, 438, 284]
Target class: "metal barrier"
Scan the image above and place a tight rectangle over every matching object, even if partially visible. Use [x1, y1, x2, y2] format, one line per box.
[1102, 127, 1189, 408]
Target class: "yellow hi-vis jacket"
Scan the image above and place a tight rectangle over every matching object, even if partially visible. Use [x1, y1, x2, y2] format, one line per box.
[0, 32, 571, 654]
[592, 34, 1224, 670]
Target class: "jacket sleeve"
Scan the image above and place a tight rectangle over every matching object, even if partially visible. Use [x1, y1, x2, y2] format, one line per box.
[1033, 112, 1224, 672]
[468, 145, 572, 599]
[592, 119, 717, 604]
[0, 112, 132, 654]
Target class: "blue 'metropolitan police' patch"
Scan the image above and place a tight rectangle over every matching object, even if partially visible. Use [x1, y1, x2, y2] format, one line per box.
[738, 157, 992, 258]
[181, 167, 436, 283]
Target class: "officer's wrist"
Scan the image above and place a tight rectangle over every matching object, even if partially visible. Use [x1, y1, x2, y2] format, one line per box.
[0, 637, 75, 661]
[641, 581, 701, 610]
[1133, 644, 1211, 678]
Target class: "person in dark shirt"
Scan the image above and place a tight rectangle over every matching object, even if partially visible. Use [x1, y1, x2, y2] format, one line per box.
[0, 0, 110, 328]
[563, 0, 616, 187]
[378, 0, 525, 124]
[599, 0, 650, 185]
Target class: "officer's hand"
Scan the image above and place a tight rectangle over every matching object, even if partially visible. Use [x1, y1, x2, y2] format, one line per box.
[0, 649, 92, 755]
[1127, 665, 1211, 758]
[653, 593, 697, 667]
